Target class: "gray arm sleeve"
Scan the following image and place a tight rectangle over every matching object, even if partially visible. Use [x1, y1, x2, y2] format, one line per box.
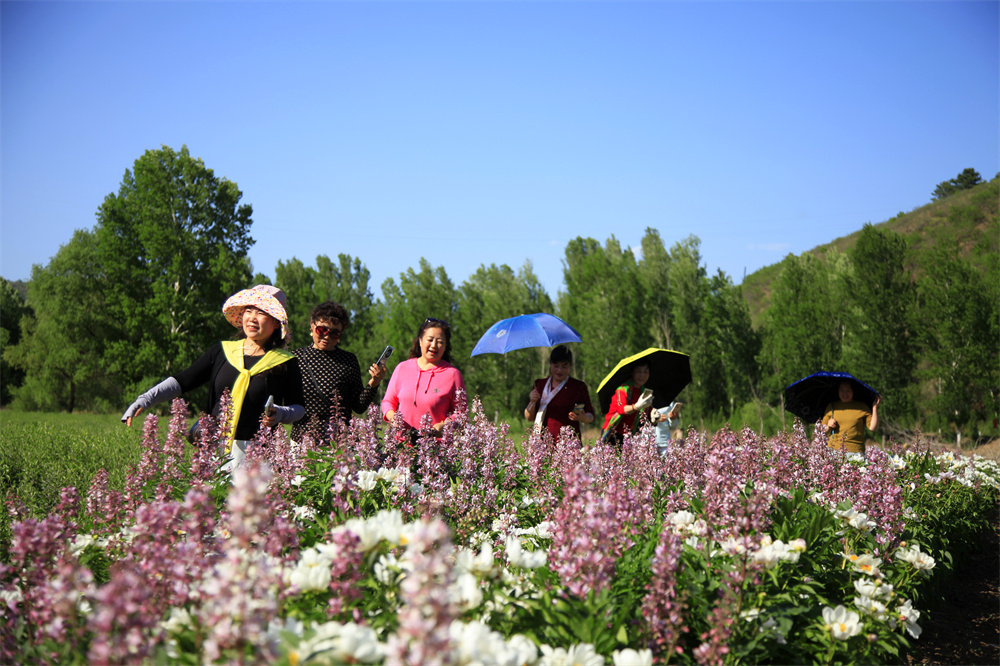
[272, 404, 305, 424]
[121, 377, 182, 422]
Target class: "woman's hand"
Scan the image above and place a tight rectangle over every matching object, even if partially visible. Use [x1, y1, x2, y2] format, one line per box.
[529, 388, 541, 402]
[263, 412, 278, 427]
[125, 407, 143, 427]
[826, 417, 838, 430]
[368, 362, 387, 387]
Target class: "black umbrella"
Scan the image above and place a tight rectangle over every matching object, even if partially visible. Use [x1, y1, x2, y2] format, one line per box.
[596, 348, 692, 414]
[783, 371, 880, 423]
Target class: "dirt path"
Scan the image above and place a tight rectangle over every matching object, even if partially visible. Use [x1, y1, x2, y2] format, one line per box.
[904, 518, 1000, 666]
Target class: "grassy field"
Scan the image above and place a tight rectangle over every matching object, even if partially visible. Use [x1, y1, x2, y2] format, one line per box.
[0, 411, 146, 554]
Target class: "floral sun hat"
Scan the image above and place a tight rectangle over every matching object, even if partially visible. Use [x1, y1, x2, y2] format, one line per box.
[222, 284, 290, 343]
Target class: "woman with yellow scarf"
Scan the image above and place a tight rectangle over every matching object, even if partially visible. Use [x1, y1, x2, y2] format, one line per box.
[122, 285, 304, 470]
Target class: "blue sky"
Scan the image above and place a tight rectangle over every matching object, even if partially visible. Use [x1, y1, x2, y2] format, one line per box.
[3, 1, 997, 300]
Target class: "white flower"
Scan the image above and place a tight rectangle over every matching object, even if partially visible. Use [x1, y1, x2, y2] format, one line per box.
[718, 536, 747, 555]
[822, 605, 862, 640]
[451, 572, 484, 610]
[356, 469, 379, 491]
[160, 606, 193, 634]
[329, 622, 385, 663]
[844, 552, 882, 577]
[854, 577, 893, 601]
[506, 633, 540, 664]
[854, 594, 888, 621]
[894, 599, 922, 638]
[539, 643, 604, 666]
[340, 517, 383, 552]
[292, 505, 317, 522]
[506, 535, 547, 570]
[408, 483, 424, 496]
[291, 474, 306, 487]
[69, 534, 96, 556]
[374, 553, 404, 585]
[467, 541, 497, 577]
[613, 647, 653, 666]
[667, 510, 696, 531]
[371, 509, 406, 546]
[288, 548, 332, 592]
[376, 467, 401, 483]
[896, 545, 936, 571]
[515, 520, 554, 539]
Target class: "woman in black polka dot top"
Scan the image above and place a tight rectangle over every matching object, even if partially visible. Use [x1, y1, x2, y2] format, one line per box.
[291, 301, 386, 442]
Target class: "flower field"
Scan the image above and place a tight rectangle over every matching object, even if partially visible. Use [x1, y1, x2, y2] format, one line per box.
[2, 396, 998, 665]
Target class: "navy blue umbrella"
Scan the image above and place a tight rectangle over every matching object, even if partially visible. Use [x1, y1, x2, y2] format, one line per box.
[470, 313, 582, 356]
[783, 371, 880, 423]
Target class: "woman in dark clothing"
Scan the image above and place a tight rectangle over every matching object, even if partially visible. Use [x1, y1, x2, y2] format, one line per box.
[122, 284, 305, 469]
[291, 301, 386, 442]
[524, 345, 595, 442]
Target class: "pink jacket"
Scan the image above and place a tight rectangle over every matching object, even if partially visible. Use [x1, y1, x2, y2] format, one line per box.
[381, 358, 465, 430]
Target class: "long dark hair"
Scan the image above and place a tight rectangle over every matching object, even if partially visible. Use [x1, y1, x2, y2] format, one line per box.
[408, 318, 453, 363]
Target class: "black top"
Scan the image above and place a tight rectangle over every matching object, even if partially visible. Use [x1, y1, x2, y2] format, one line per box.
[172, 342, 304, 440]
[291, 345, 379, 441]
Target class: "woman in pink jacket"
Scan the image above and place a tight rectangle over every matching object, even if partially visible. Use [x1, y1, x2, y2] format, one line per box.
[381, 317, 465, 436]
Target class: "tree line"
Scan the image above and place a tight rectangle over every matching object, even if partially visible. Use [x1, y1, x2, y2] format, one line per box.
[2, 148, 997, 439]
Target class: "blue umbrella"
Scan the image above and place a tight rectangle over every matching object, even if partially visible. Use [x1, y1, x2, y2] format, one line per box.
[783, 371, 880, 423]
[470, 313, 582, 356]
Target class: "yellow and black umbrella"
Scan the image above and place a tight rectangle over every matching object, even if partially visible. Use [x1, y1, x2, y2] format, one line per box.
[596, 348, 692, 415]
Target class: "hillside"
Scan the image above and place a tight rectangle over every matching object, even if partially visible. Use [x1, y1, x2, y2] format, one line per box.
[742, 177, 1000, 328]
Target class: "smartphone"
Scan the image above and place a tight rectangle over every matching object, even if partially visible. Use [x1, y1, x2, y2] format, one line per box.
[376, 345, 394, 366]
[264, 395, 276, 416]
[573, 403, 585, 414]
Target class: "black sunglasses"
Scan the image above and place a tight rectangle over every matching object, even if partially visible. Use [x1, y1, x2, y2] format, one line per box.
[424, 317, 450, 327]
[314, 325, 343, 338]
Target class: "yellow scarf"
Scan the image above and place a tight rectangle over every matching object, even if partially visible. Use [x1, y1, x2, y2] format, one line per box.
[221, 340, 294, 448]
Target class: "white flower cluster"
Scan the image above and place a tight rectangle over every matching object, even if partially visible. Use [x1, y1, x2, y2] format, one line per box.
[895, 543, 936, 571]
[834, 507, 876, 533]
[752, 535, 807, 569]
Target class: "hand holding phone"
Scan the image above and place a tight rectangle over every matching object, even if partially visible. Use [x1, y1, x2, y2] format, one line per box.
[376, 345, 394, 367]
[264, 395, 276, 416]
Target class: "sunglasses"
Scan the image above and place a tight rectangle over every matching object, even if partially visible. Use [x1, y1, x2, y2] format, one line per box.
[424, 317, 450, 327]
[314, 325, 343, 338]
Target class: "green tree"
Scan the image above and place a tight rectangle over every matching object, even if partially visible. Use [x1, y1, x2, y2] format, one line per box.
[4, 231, 119, 412]
[95, 145, 255, 395]
[758, 253, 844, 402]
[932, 167, 983, 200]
[701, 271, 760, 421]
[557, 236, 651, 387]
[275, 254, 379, 362]
[916, 243, 999, 432]
[637, 228, 674, 348]
[0, 279, 32, 405]
[841, 224, 916, 422]
[455, 262, 555, 419]
[377, 259, 457, 370]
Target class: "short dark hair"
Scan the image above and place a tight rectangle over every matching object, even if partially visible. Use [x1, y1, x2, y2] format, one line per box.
[408, 318, 453, 363]
[549, 345, 573, 365]
[310, 301, 351, 329]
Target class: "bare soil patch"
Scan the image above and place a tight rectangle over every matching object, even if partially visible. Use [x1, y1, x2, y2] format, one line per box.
[904, 518, 1000, 666]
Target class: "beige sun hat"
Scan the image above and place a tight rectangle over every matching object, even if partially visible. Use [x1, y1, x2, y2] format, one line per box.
[222, 284, 290, 343]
